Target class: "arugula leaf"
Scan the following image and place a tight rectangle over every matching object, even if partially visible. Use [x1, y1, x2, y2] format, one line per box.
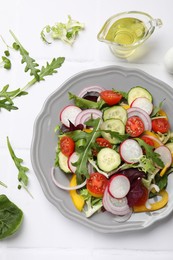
[136, 138, 164, 168]
[69, 92, 105, 109]
[0, 85, 27, 111]
[9, 30, 40, 80]
[7, 137, 32, 197]
[62, 118, 101, 183]
[151, 100, 165, 117]
[41, 15, 85, 45]
[103, 130, 129, 142]
[112, 88, 128, 100]
[0, 56, 11, 70]
[39, 57, 65, 80]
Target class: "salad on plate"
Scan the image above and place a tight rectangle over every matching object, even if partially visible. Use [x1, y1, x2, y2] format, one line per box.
[51, 85, 173, 222]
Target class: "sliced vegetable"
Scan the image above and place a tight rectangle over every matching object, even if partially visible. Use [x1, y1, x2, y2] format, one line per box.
[128, 86, 152, 106]
[154, 146, 172, 168]
[125, 116, 145, 137]
[69, 175, 85, 211]
[58, 152, 71, 173]
[96, 137, 112, 148]
[78, 86, 105, 98]
[152, 118, 170, 134]
[60, 136, 75, 157]
[100, 90, 122, 106]
[75, 109, 102, 126]
[133, 189, 168, 212]
[131, 97, 153, 115]
[101, 118, 125, 144]
[103, 106, 127, 124]
[68, 152, 79, 173]
[51, 167, 86, 190]
[120, 139, 143, 163]
[86, 172, 108, 198]
[60, 105, 82, 127]
[97, 148, 121, 172]
[140, 136, 154, 147]
[127, 107, 152, 131]
[103, 187, 131, 215]
[108, 174, 130, 199]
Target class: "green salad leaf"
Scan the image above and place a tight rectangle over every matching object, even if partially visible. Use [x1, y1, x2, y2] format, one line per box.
[0, 194, 23, 240]
[41, 15, 84, 45]
[69, 92, 105, 109]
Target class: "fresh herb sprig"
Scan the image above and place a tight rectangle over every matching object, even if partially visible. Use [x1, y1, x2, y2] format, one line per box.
[6, 137, 33, 198]
[0, 31, 65, 112]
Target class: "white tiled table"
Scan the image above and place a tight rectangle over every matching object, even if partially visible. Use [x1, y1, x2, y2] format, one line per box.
[0, 0, 173, 259]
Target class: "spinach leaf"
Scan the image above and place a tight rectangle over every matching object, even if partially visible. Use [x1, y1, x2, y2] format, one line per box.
[0, 195, 23, 240]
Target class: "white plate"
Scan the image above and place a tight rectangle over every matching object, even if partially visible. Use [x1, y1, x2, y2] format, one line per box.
[31, 65, 173, 233]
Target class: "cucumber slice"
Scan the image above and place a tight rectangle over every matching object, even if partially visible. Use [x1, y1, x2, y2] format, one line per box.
[103, 106, 127, 124]
[59, 152, 71, 173]
[101, 118, 125, 144]
[128, 86, 152, 106]
[97, 148, 121, 172]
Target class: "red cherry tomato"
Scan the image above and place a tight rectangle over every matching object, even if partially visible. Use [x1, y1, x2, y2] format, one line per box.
[60, 136, 75, 157]
[100, 90, 122, 106]
[152, 118, 170, 134]
[126, 116, 145, 137]
[86, 173, 108, 198]
[140, 136, 154, 147]
[96, 138, 112, 148]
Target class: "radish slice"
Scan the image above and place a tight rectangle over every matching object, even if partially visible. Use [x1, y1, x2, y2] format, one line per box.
[103, 187, 131, 215]
[51, 167, 86, 190]
[60, 105, 82, 128]
[75, 109, 102, 126]
[154, 145, 172, 167]
[108, 174, 130, 199]
[78, 86, 105, 98]
[127, 107, 152, 131]
[131, 97, 153, 115]
[68, 152, 79, 173]
[120, 139, 143, 163]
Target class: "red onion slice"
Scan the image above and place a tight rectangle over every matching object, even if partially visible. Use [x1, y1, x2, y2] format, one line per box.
[51, 167, 86, 191]
[78, 86, 105, 98]
[75, 109, 102, 126]
[127, 107, 152, 131]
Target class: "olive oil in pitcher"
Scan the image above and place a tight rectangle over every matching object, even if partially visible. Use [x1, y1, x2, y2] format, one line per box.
[105, 17, 146, 45]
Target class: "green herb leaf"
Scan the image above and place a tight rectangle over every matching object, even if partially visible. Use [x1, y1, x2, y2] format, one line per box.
[7, 137, 29, 188]
[112, 88, 128, 100]
[39, 57, 65, 80]
[0, 194, 23, 240]
[69, 92, 105, 109]
[136, 138, 164, 168]
[151, 100, 165, 117]
[9, 30, 40, 80]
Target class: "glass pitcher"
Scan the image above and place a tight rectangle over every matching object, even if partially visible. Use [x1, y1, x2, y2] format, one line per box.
[97, 11, 162, 59]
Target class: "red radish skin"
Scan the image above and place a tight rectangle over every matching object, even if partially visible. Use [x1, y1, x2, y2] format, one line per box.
[60, 105, 82, 128]
[120, 139, 143, 163]
[131, 97, 153, 115]
[108, 174, 130, 199]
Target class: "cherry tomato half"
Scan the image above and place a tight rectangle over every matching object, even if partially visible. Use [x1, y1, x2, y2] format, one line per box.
[140, 136, 154, 147]
[125, 116, 145, 137]
[96, 138, 112, 148]
[86, 172, 108, 198]
[152, 118, 170, 134]
[100, 90, 122, 106]
[60, 136, 75, 157]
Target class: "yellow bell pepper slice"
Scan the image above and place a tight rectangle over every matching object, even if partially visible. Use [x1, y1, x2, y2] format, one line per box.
[69, 174, 85, 211]
[121, 104, 130, 110]
[142, 130, 162, 148]
[157, 109, 168, 118]
[160, 163, 170, 177]
[133, 189, 168, 212]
